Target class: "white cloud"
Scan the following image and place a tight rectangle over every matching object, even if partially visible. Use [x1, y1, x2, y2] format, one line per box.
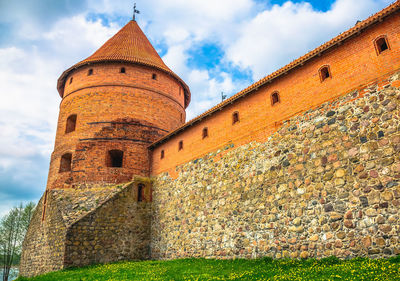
[225, 0, 392, 80]
[0, 15, 120, 206]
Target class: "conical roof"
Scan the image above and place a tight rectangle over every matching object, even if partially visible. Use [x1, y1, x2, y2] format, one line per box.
[57, 20, 191, 107]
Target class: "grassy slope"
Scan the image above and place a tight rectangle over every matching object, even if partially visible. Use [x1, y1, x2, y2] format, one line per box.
[16, 256, 400, 281]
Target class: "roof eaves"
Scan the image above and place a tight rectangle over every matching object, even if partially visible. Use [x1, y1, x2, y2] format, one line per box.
[148, 1, 400, 149]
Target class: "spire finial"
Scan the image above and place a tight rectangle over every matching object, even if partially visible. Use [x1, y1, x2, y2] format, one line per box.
[133, 3, 140, 21]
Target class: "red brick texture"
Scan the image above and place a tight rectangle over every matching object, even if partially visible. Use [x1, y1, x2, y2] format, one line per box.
[150, 11, 400, 175]
[47, 62, 186, 189]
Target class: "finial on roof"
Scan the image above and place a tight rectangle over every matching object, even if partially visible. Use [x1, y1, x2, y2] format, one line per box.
[133, 3, 140, 21]
[221, 92, 227, 102]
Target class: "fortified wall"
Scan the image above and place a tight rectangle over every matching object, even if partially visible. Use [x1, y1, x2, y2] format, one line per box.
[20, 1, 400, 278]
[149, 2, 400, 260]
[151, 73, 400, 260]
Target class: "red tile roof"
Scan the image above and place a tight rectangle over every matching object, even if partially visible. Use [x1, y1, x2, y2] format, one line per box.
[149, 0, 400, 149]
[57, 20, 191, 108]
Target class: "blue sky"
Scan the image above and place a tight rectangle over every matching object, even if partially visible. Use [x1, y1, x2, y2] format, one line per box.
[0, 0, 393, 215]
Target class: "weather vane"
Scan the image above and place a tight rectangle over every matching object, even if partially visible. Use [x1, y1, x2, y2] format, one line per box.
[133, 3, 140, 21]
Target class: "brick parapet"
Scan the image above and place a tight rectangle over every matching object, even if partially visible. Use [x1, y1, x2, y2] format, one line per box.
[150, 11, 400, 175]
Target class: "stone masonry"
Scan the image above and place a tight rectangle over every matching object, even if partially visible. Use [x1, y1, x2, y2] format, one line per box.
[151, 73, 400, 260]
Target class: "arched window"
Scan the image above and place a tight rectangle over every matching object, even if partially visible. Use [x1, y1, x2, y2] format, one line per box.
[120, 67, 126, 73]
[88, 69, 93, 76]
[232, 112, 239, 124]
[319, 65, 331, 82]
[202, 127, 208, 139]
[152, 73, 157, 80]
[271, 92, 280, 106]
[69, 77, 73, 84]
[160, 150, 165, 159]
[138, 184, 144, 202]
[107, 150, 124, 167]
[374, 36, 390, 55]
[178, 140, 183, 151]
[59, 153, 72, 172]
[65, 114, 77, 133]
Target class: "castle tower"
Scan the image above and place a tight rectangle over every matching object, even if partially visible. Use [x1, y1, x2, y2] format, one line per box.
[47, 19, 190, 189]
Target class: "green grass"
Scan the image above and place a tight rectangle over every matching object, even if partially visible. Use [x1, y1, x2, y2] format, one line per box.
[16, 256, 400, 281]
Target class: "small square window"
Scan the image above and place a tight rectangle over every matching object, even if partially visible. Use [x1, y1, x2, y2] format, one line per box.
[232, 112, 239, 124]
[120, 67, 126, 73]
[152, 73, 157, 80]
[202, 127, 208, 139]
[319, 66, 331, 82]
[88, 69, 93, 76]
[375, 36, 390, 55]
[271, 92, 280, 106]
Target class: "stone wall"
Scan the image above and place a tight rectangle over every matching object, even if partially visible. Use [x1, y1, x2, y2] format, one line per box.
[19, 193, 67, 277]
[20, 179, 152, 277]
[65, 180, 152, 268]
[151, 74, 400, 260]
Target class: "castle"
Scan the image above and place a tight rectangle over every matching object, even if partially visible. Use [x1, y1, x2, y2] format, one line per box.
[20, 1, 400, 277]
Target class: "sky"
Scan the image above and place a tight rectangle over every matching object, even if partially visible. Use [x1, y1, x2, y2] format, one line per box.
[0, 0, 393, 215]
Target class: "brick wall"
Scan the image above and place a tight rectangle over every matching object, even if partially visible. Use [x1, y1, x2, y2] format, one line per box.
[47, 62, 186, 189]
[150, 11, 400, 175]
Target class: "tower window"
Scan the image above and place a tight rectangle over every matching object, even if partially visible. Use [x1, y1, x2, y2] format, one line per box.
[178, 140, 183, 151]
[120, 67, 126, 73]
[319, 66, 331, 82]
[138, 184, 144, 202]
[88, 69, 93, 76]
[107, 150, 124, 168]
[65, 114, 77, 133]
[160, 150, 164, 159]
[232, 112, 239, 124]
[271, 92, 280, 106]
[59, 153, 72, 173]
[152, 73, 157, 80]
[375, 36, 390, 54]
[202, 127, 208, 139]
[69, 77, 73, 84]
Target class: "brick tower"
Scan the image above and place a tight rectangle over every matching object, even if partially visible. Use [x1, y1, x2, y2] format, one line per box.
[20, 19, 191, 277]
[47, 19, 190, 189]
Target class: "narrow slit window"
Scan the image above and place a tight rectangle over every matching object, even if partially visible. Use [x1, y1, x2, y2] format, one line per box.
[178, 140, 183, 151]
[160, 150, 165, 159]
[152, 73, 157, 80]
[65, 114, 77, 133]
[319, 66, 331, 82]
[107, 150, 123, 167]
[59, 153, 72, 173]
[69, 77, 73, 84]
[202, 127, 208, 139]
[138, 184, 144, 202]
[88, 69, 93, 76]
[120, 67, 126, 73]
[232, 112, 239, 124]
[271, 92, 280, 106]
[375, 36, 389, 54]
